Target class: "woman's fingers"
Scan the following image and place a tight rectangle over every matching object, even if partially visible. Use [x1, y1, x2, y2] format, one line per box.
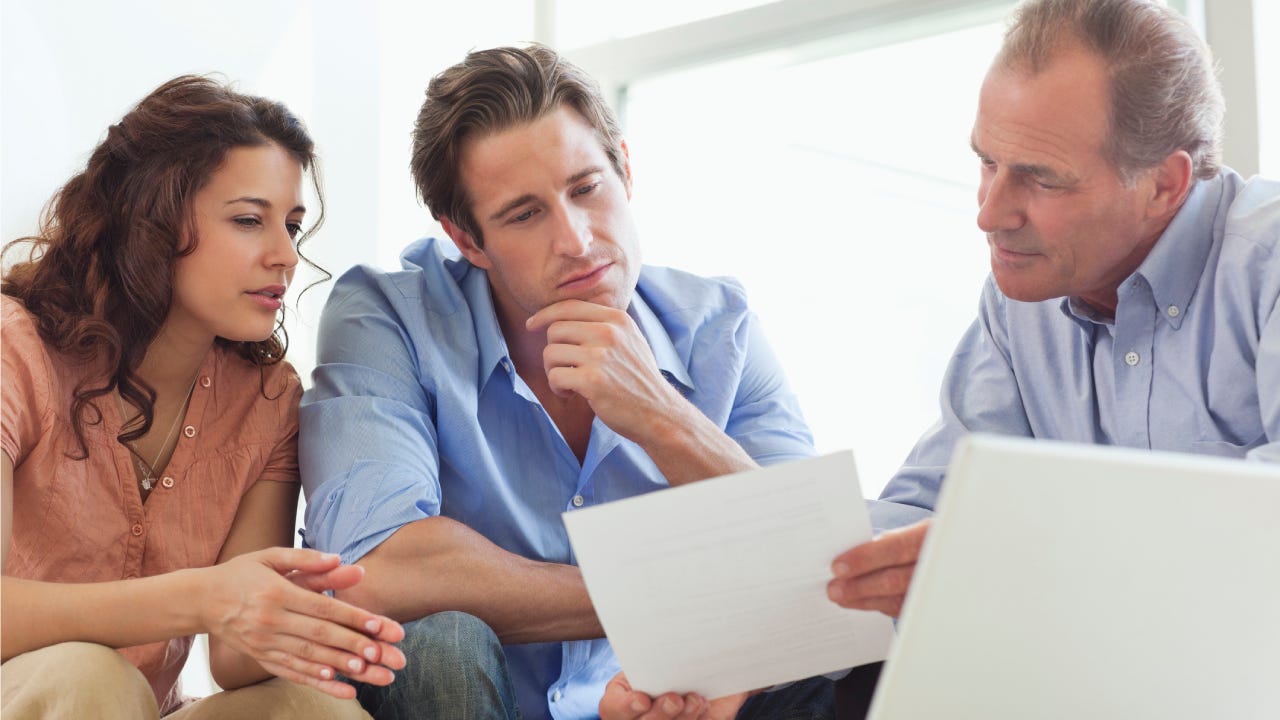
[257, 659, 356, 700]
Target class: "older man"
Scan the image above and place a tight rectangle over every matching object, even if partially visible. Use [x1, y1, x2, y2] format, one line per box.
[829, 0, 1278, 623]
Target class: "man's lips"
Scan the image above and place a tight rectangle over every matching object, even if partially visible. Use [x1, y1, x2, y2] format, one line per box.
[558, 263, 612, 290]
[989, 237, 1040, 262]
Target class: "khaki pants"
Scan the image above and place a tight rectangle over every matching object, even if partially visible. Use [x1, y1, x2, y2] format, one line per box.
[0, 642, 372, 719]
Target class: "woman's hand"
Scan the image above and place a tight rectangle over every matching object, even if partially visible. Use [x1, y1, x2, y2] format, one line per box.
[200, 547, 406, 698]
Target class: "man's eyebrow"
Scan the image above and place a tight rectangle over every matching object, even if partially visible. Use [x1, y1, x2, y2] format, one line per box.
[224, 196, 307, 214]
[486, 167, 607, 222]
[968, 141, 1075, 185]
[489, 194, 536, 222]
[566, 166, 604, 185]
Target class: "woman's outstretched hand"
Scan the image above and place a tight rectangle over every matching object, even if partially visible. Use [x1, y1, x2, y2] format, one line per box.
[201, 547, 406, 698]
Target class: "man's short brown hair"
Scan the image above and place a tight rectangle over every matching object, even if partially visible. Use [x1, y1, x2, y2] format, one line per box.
[410, 44, 627, 246]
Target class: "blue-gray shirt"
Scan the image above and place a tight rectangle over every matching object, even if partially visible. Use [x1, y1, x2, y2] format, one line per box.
[873, 170, 1280, 531]
[299, 237, 815, 720]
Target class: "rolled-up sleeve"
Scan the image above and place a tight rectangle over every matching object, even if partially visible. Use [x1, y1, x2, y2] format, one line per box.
[299, 267, 443, 565]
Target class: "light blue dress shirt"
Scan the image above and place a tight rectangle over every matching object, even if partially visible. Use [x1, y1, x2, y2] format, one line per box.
[872, 170, 1280, 531]
[299, 237, 816, 720]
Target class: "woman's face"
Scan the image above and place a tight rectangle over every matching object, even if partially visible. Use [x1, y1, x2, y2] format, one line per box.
[166, 143, 305, 348]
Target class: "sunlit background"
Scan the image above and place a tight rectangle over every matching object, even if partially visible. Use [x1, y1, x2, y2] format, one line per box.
[3, 0, 1274, 699]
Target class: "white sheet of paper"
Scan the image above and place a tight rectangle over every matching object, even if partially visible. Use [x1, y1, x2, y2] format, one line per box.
[562, 451, 895, 699]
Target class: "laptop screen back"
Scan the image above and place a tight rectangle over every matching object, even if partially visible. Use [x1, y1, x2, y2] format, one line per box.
[867, 434, 1280, 720]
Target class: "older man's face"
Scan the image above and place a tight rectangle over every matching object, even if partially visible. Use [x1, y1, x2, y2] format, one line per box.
[970, 44, 1164, 315]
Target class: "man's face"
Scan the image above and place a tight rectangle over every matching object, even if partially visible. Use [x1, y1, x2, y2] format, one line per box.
[447, 105, 641, 330]
[971, 45, 1162, 313]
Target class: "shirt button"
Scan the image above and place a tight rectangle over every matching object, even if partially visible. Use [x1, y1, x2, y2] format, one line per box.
[161, 476, 175, 489]
[551, 689, 562, 702]
[571, 495, 585, 508]
[1166, 305, 1180, 318]
[131, 523, 144, 537]
[1124, 351, 1140, 366]
[200, 376, 212, 388]
[501, 359, 512, 373]
[183, 425, 196, 438]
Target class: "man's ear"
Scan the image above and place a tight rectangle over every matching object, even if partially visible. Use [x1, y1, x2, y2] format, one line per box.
[441, 216, 491, 270]
[1146, 150, 1194, 222]
[619, 139, 633, 200]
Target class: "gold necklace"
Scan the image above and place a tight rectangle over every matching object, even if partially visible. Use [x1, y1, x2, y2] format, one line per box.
[117, 374, 199, 492]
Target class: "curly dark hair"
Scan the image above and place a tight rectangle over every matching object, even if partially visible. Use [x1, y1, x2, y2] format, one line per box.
[2, 74, 327, 458]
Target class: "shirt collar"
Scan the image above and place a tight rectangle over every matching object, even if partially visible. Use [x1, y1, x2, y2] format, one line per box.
[454, 259, 696, 394]
[628, 287, 697, 394]
[1127, 174, 1224, 330]
[451, 258, 513, 386]
[1059, 173, 1224, 331]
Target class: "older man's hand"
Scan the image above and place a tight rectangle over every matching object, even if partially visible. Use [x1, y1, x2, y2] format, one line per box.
[826, 519, 931, 618]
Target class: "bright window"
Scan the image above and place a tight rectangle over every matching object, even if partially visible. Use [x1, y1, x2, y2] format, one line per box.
[554, 0, 776, 47]
[1256, 0, 1278, 176]
[624, 21, 1004, 496]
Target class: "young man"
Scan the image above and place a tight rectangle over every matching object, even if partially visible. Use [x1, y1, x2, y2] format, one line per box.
[299, 45, 830, 720]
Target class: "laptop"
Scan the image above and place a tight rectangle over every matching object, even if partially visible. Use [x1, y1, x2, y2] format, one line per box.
[867, 434, 1280, 720]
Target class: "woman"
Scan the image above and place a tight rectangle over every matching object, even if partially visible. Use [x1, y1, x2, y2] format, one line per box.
[0, 75, 403, 719]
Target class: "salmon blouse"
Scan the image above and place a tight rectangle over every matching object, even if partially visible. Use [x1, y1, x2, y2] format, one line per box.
[0, 295, 303, 714]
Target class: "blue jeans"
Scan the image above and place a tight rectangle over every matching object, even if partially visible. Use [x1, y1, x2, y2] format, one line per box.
[736, 676, 834, 720]
[355, 610, 831, 720]
[355, 611, 521, 720]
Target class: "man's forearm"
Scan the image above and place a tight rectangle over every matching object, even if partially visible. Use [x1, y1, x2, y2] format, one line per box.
[641, 398, 758, 486]
[336, 515, 603, 644]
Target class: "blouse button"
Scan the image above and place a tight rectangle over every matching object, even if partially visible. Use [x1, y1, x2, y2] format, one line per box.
[200, 376, 212, 388]
[161, 476, 175, 489]
[131, 523, 145, 537]
[571, 495, 585, 508]
[183, 425, 196, 438]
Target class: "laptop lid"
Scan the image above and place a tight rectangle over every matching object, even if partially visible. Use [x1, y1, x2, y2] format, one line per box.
[867, 434, 1280, 720]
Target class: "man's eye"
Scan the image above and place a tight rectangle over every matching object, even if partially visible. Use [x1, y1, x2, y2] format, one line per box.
[573, 183, 600, 197]
[511, 209, 536, 224]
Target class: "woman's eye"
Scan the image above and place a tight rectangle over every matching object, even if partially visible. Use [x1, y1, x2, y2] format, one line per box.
[234, 217, 262, 228]
[286, 222, 303, 238]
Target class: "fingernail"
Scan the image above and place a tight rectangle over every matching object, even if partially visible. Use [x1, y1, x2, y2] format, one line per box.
[365, 619, 381, 634]
[829, 583, 843, 600]
[833, 562, 849, 576]
[348, 658, 363, 672]
[662, 698, 679, 713]
[320, 667, 333, 679]
[363, 646, 378, 661]
[324, 553, 340, 562]
[631, 699, 646, 713]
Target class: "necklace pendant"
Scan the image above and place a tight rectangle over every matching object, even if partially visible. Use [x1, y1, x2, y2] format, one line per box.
[141, 476, 153, 491]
